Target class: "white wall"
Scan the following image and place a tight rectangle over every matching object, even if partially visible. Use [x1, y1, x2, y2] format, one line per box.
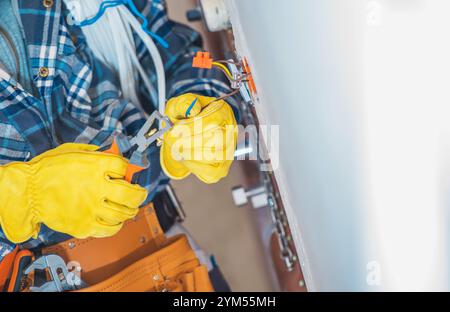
[227, 0, 450, 291]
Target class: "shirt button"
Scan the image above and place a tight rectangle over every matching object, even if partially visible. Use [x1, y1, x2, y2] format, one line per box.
[43, 0, 54, 8]
[39, 67, 49, 78]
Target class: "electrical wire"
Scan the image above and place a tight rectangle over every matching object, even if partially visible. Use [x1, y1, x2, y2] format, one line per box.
[211, 60, 250, 88]
[185, 97, 198, 117]
[117, 6, 166, 120]
[73, 1, 122, 26]
[64, 0, 167, 120]
[66, 1, 240, 123]
[124, 0, 169, 48]
[212, 62, 233, 80]
[206, 88, 241, 106]
[73, 0, 169, 48]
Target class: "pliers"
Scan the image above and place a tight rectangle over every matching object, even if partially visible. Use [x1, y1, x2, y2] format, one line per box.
[24, 255, 74, 292]
[104, 110, 173, 182]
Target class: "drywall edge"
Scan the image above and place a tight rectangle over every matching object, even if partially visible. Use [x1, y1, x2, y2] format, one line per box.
[224, 0, 316, 291]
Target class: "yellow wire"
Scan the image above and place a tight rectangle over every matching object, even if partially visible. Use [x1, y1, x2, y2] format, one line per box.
[212, 62, 233, 80]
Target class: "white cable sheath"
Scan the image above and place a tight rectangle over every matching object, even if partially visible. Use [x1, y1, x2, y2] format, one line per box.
[117, 6, 166, 117]
[63, 0, 166, 117]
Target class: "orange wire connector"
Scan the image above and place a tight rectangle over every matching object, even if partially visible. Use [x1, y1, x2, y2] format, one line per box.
[192, 51, 213, 69]
[242, 58, 257, 95]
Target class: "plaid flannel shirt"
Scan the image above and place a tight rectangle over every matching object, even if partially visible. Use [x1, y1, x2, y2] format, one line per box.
[0, 0, 238, 254]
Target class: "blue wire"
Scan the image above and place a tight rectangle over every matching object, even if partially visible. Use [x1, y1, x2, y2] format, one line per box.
[185, 97, 198, 117]
[76, 1, 123, 27]
[126, 0, 169, 49]
[75, 0, 169, 48]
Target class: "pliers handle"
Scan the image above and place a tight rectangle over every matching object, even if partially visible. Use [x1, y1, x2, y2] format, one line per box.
[104, 136, 143, 182]
[104, 111, 173, 183]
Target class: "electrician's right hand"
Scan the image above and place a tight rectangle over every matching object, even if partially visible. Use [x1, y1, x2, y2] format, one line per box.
[0, 143, 148, 243]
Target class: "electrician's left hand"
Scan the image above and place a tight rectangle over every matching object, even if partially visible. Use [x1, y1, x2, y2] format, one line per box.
[160, 93, 238, 184]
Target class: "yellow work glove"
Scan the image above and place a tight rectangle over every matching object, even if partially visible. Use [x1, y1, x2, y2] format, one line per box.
[160, 93, 238, 184]
[0, 143, 147, 243]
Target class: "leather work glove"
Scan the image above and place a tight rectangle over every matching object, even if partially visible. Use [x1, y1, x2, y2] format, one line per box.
[0, 143, 148, 243]
[160, 93, 238, 184]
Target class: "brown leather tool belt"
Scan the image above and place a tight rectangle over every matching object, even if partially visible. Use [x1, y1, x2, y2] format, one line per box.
[1, 204, 213, 292]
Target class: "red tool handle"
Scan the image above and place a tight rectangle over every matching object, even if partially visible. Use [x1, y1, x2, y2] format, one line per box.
[104, 138, 145, 183]
[0, 246, 19, 291]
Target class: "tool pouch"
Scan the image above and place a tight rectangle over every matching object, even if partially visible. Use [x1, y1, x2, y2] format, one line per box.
[1, 248, 34, 292]
[0, 247, 18, 291]
[29, 203, 213, 292]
